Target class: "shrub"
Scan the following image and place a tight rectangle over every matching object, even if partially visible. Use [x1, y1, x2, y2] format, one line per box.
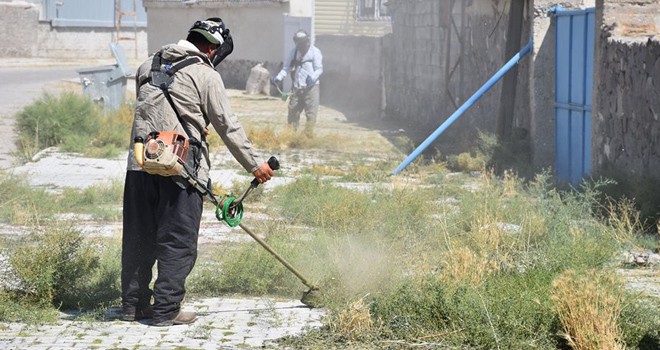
[87, 101, 134, 158]
[551, 270, 625, 350]
[15, 92, 102, 158]
[9, 226, 119, 310]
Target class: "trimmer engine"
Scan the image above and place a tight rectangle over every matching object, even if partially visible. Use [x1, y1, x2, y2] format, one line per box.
[134, 131, 189, 177]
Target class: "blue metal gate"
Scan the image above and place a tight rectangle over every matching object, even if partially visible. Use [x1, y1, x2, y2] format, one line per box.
[554, 7, 594, 185]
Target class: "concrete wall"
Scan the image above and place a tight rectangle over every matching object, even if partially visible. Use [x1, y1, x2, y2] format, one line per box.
[0, 1, 148, 60]
[592, 0, 660, 177]
[0, 2, 40, 57]
[142, 2, 289, 91]
[316, 35, 384, 120]
[144, 5, 287, 63]
[36, 26, 148, 59]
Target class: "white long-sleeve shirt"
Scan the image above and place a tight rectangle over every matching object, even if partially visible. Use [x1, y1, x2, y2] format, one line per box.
[275, 45, 323, 89]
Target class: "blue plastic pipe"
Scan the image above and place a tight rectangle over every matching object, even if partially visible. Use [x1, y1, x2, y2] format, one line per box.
[391, 37, 534, 175]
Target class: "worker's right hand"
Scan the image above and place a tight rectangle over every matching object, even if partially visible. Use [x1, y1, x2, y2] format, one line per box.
[253, 162, 274, 184]
[271, 76, 280, 85]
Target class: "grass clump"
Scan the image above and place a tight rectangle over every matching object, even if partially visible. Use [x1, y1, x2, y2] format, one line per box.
[551, 269, 625, 350]
[332, 298, 373, 338]
[447, 152, 486, 172]
[14, 92, 133, 160]
[15, 92, 101, 158]
[9, 226, 121, 311]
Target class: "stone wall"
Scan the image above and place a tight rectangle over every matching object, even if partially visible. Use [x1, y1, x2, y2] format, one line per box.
[592, 0, 660, 176]
[382, 0, 514, 154]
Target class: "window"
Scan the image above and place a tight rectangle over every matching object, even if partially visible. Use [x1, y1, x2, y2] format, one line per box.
[356, 0, 389, 21]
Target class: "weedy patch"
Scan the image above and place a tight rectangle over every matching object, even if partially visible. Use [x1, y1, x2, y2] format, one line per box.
[3, 87, 660, 349]
[262, 166, 660, 349]
[185, 323, 213, 340]
[332, 298, 373, 338]
[3, 226, 121, 321]
[0, 173, 123, 225]
[552, 270, 625, 350]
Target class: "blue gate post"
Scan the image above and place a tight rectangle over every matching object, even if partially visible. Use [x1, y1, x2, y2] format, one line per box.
[553, 7, 595, 185]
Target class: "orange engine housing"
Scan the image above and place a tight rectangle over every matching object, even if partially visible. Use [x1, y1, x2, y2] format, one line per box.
[144, 131, 189, 162]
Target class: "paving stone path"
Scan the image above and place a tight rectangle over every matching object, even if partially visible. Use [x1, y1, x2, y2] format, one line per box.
[0, 297, 324, 349]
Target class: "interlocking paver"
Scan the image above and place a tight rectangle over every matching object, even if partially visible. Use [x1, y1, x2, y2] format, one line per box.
[0, 297, 324, 349]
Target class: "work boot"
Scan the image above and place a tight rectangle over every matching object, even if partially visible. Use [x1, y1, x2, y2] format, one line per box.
[151, 311, 197, 327]
[121, 306, 155, 321]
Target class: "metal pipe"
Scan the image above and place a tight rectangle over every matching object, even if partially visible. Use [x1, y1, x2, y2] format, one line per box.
[239, 223, 317, 290]
[391, 36, 534, 175]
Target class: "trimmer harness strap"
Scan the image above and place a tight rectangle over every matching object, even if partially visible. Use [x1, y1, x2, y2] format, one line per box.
[139, 52, 203, 90]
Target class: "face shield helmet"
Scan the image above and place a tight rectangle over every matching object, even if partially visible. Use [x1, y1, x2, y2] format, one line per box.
[293, 30, 311, 49]
[206, 17, 234, 67]
[189, 18, 234, 67]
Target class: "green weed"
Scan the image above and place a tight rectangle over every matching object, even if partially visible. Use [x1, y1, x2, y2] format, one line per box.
[263, 166, 658, 349]
[9, 226, 120, 312]
[15, 92, 101, 158]
[14, 92, 133, 161]
[188, 225, 308, 297]
[87, 102, 134, 158]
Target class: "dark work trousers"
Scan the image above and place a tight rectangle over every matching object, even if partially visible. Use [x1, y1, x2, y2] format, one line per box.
[121, 170, 203, 321]
[288, 84, 319, 135]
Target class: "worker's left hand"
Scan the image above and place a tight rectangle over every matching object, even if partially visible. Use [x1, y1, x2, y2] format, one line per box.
[252, 162, 274, 183]
[305, 75, 316, 87]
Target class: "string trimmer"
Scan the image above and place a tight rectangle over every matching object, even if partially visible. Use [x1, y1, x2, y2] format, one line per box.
[134, 137, 321, 307]
[213, 157, 321, 307]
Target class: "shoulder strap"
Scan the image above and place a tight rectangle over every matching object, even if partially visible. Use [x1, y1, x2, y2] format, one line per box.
[140, 52, 205, 144]
[139, 52, 202, 89]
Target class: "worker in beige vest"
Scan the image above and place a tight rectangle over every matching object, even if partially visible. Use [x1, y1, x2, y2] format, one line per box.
[121, 18, 274, 327]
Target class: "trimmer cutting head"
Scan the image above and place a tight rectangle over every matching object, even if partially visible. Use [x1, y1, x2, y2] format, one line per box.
[300, 287, 323, 308]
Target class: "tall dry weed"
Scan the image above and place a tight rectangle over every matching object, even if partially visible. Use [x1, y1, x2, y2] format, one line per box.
[439, 197, 528, 286]
[438, 246, 493, 287]
[332, 297, 373, 337]
[605, 197, 642, 243]
[551, 269, 625, 350]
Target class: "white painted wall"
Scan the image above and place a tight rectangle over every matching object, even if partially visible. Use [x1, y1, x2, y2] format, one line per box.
[289, 0, 313, 17]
